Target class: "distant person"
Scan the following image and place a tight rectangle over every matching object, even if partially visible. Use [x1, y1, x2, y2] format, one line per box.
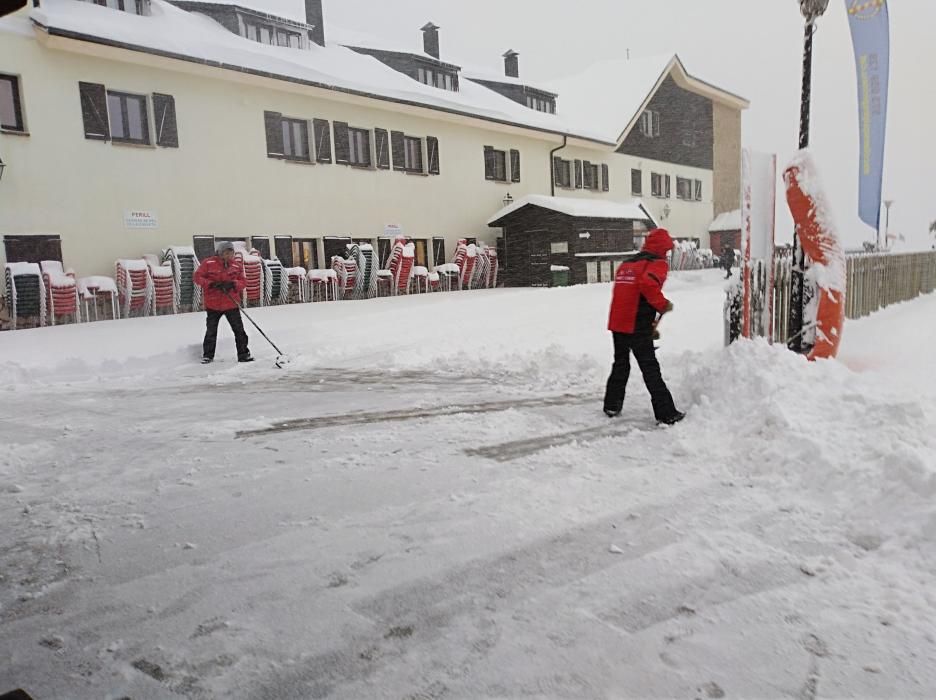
[194, 241, 252, 364]
[603, 228, 684, 425]
[722, 244, 735, 279]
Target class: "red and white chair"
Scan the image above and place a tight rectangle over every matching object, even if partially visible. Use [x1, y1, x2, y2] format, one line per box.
[235, 249, 264, 307]
[385, 237, 415, 296]
[40, 261, 80, 325]
[433, 263, 460, 292]
[410, 266, 430, 294]
[115, 259, 153, 318]
[286, 267, 310, 303]
[146, 256, 178, 315]
[331, 256, 358, 300]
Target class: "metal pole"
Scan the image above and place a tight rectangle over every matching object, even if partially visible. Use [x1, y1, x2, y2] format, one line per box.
[788, 20, 815, 353]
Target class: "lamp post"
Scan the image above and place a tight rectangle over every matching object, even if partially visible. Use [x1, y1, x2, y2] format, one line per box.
[788, 0, 830, 354]
[502, 192, 514, 208]
[882, 199, 894, 250]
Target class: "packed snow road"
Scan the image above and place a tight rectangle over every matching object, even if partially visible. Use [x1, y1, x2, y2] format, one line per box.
[1, 271, 935, 699]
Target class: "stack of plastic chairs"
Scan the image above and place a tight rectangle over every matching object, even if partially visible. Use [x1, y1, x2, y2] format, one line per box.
[347, 243, 378, 300]
[115, 259, 153, 318]
[41, 260, 81, 325]
[286, 267, 309, 303]
[466, 244, 499, 290]
[331, 255, 358, 300]
[78, 276, 118, 321]
[386, 237, 415, 296]
[308, 269, 339, 302]
[483, 246, 499, 288]
[235, 249, 264, 306]
[4, 262, 46, 329]
[428, 270, 441, 292]
[144, 256, 178, 315]
[669, 241, 704, 271]
[262, 258, 289, 306]
[163, 246, 200, 312]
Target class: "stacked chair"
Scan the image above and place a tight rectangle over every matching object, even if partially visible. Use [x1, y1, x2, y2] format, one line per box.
[308, 269, 339, 302]
[262, 258, 289, 306]
[163, 246, 201, 312]
[78, 276, 119, 321]
[115, 259, 154, 318]
[4, 262, 46, 329]
[41, 260, 81, 325]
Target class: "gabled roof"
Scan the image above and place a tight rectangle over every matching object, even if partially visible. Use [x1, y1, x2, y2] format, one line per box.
[709, 209, 742, 232]
[546, 54, 749, 147]
[487, 195, 656, 227]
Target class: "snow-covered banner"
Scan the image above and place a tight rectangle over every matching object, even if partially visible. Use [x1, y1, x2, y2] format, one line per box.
[845, 0, 889, 231]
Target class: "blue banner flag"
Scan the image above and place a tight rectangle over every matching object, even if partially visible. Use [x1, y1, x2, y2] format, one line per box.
[845, 0, 890, 231]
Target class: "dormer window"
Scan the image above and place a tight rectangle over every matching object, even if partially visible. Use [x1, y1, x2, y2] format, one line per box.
[525, 95, 555, 114]
[244, 20, 303, 48]
[88, 0, 150, 15]
[417, 67, 457, 92]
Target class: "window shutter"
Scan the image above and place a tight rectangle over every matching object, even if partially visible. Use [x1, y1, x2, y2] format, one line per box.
[601, 164, 610, 192]
[391, 130, 406, 171]
[510, 149, 520, 183]
[375, 128, 390, 169]
[333, 121, 350, 164]
[665, 174, 672, 198]
[631, 169, 642, 195]
[427, 136, 440, 175]
[694, 179, 703, 201]
[313, 118, 332, 163]
[152, 93, 178, 148]
[79, 82, 109, 140]
[264, 110, 284, 157]
[484, 146, 496, 180]
[574, 159, 583, 189]
[274, 236, 294, 267]
[552, 156, 563, 186]
[653, 112, 661, 137]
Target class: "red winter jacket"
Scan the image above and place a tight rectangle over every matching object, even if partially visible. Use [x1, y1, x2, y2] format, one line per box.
[607, 228, 674, 335]
[194, 256, 247, 312]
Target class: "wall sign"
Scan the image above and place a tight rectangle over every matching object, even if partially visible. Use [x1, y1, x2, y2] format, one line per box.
[124, 210, 158, 229]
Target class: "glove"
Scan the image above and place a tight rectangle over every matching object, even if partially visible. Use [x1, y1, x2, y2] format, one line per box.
[209, 281, 224, 290]
[218, 281, 236, 292]
[664, 300, 674, 313]
[652, 328, 661, 341]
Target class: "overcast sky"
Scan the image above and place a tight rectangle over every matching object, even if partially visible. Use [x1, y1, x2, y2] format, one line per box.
[272, 0, 934, 250]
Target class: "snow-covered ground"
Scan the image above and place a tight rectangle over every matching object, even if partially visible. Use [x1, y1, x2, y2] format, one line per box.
[1, 270, 935, 699]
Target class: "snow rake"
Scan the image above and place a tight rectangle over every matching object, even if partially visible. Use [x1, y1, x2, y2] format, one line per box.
[224, 291, 291, 369]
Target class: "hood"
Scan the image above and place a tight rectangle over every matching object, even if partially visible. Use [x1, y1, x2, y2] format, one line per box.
[642, 228, 674, 258]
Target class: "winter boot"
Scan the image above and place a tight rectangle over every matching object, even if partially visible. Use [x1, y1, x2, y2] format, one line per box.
[238, 354, 255, 363]
[658, 411, 686, 426]
[201, 357, 214, 365]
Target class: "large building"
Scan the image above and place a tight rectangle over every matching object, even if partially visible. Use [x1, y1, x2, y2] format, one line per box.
[0, 0, 748, 283]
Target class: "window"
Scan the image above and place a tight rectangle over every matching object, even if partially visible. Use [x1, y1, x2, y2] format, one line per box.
[91, 0, 147, 13]
[550, 242, 568, 254]
[276, 29, 301, 48]
[583, 161, 599, 190]
[694, 179, 703, 201]
[374, 128, 390, 169]
[281, 117, 310, 161]
[432, 237, 446, 267]
[554, 157, 572, 188]
[640, 109, 661, 138]
[484, 146, 507, 182]
[409, 238, 429, 268]
[4, 234, 62, 264]
[631, 169, 642, 196]
[192, 235, 216, 262]
[259, 25, 273, 44]
[404, 136, 423, 172]
[676, 176, 693, 200]
[291, 238, 319, 269]
[347, 127, 371, 167]
[525, 95, 555, 113]
[0, 74, 25, 132]
[651, 172, 663, 198]
[106, 91, 149, 144]
[510, 149, 521, 183]
[418, 67, 456, 92]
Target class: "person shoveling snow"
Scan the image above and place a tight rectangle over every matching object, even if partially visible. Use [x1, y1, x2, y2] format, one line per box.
[193, 241, 253, 364]
[603, 228, 684, 425]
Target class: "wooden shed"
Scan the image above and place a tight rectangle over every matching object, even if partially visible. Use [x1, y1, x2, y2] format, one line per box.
[488, 195, 656, 287]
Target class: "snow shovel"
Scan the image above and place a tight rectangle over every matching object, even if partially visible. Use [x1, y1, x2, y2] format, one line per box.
[224, 291, 291, 368]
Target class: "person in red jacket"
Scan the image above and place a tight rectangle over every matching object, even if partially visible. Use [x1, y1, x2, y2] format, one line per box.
[604, 228, 684, 424]
[193, 241, 252, 364]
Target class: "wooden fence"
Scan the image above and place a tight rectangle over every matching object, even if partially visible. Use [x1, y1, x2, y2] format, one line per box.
[733, 251, 936, 346]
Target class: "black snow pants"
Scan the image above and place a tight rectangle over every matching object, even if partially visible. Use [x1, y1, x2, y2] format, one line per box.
[203, 309, 250, 360]
[603, 331, 678, 421]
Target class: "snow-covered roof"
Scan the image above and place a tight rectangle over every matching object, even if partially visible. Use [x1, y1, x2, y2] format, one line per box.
[180, 0, 305, 23]
[487, 195, 655, 226]
[709, 209, 742, 232]
[26, 0, 610, 142]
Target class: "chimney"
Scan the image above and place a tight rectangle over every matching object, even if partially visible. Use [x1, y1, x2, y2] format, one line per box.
[421, 22, 440, 59]
[503, 49, 519, 79]
[305, 0, 325, 47]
